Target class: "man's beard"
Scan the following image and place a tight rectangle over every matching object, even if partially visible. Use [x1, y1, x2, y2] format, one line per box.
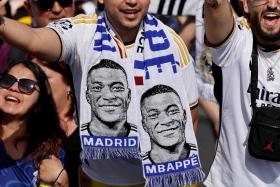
[251, 11, 280, 42]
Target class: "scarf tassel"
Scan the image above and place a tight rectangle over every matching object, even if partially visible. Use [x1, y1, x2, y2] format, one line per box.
[145, 168, 205, 187]
[81, 147, 141, 160]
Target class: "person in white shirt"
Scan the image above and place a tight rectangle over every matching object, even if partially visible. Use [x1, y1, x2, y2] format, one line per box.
[0, 0, 200, 186]
[204, 0, 280, 186]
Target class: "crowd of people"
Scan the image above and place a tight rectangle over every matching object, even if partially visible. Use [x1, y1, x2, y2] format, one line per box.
[0, 0, 280, 187]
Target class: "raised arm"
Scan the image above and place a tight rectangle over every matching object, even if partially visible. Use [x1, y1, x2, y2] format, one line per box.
[0, 16, 61, 62]
[204, 0, 234, 45]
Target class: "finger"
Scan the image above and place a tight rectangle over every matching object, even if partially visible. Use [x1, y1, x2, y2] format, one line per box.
[0, 0, 8, 8]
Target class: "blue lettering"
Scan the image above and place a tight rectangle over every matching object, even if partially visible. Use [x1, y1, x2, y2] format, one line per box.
[144, 16, 158, 26]
[82, 136, 138, 148]
[83, 136, 94, 146]
[93, 19, 116, 52]
[145, 30, 170, 51]
[145, 165, 157, 174]
[134, 54, 179, 79]
[143, 155, 201, 176]
[191, 156, 199, 166]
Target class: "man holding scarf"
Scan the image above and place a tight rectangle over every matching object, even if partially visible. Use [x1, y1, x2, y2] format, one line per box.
[0, 0, 204, 186]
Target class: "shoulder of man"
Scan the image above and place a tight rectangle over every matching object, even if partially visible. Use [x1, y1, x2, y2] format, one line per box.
[70, 12, 99, 25]
[47, 12, 99, 34]
[236, 16, 251, 31]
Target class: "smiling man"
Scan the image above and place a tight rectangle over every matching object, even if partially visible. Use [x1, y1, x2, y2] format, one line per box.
[84, 59, 136, 137]
[141, 84, 194, 163]
[0, 0, 202, 185]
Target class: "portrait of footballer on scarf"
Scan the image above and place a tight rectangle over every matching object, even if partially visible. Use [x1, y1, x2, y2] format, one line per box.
[140, 84, 199, 176]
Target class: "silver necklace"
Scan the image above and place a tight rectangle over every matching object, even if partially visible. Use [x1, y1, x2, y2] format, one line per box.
[267, 67, 275, 81]
[260, 49, 280, 82]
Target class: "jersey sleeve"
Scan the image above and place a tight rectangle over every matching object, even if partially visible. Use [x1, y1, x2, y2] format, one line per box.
[47, 13, 99, 64]
[183, 62, 199, 108]
[47, 18, 78, 62]
[170, 30, 199, 108]
[208, 17, 253, 67]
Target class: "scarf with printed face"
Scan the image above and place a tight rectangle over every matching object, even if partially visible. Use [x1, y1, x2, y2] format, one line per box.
[79, 11, 204, 186]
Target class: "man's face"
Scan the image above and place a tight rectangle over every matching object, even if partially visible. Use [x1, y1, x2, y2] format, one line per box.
[141, 92, 186, 148]
[245, 0, 280, 42]
[28, 0, 75, 27]
[99, 0, 150, 37]
[86, 68, 131, 123]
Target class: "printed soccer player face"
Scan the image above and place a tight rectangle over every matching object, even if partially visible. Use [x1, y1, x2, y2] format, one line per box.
[86, 68, 131, 124]
[27, 0, 75, 27]
[99, 0, 150, 38]
[0, 64, 40, 118]
[244, 0, 280, 42]
[141, 92, 187, 148]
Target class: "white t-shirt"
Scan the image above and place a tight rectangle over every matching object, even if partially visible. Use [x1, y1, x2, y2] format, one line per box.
[204, 17, 280, 187]
[48, 13, 198, 185]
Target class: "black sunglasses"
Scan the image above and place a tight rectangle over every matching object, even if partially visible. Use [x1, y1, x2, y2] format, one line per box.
[32, 0, 73, 11]
[0, 74, 39, 94]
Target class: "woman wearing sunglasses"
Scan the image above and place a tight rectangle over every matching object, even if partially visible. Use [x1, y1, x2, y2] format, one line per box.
[0, 60, 69, 186]
[36, 61, 81, 187]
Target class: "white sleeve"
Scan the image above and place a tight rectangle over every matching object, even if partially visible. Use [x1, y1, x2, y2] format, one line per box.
[182, 61, 199, 108]
[171, 29, 199, 108]
[209, 17, 253, 67]
[47, 18, 78, 63]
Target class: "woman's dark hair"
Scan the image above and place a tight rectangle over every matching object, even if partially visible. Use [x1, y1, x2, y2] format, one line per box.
[4, 60, 65, 162]
[44, 62, 76, 118]
[46, 62, 71, 85]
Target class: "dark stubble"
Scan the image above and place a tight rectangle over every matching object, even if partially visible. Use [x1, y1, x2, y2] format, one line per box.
[251, 9, 280, 42]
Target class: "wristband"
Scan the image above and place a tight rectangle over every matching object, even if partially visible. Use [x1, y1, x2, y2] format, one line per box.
[54, 168, 65, 185]
[39, 182, 52, 187]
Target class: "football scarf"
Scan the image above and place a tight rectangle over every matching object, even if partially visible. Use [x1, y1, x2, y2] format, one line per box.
[79, 11, 204, 186]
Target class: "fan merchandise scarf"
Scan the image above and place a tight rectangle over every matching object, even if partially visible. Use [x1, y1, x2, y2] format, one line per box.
[80, 11, 204, 186]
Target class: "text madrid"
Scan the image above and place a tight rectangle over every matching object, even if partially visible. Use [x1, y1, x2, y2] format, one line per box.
[82, 136, 138, 147]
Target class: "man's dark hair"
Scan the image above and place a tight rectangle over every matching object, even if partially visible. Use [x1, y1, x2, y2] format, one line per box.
[140, 84, 180, 105]
[88, 59, 128, 79]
